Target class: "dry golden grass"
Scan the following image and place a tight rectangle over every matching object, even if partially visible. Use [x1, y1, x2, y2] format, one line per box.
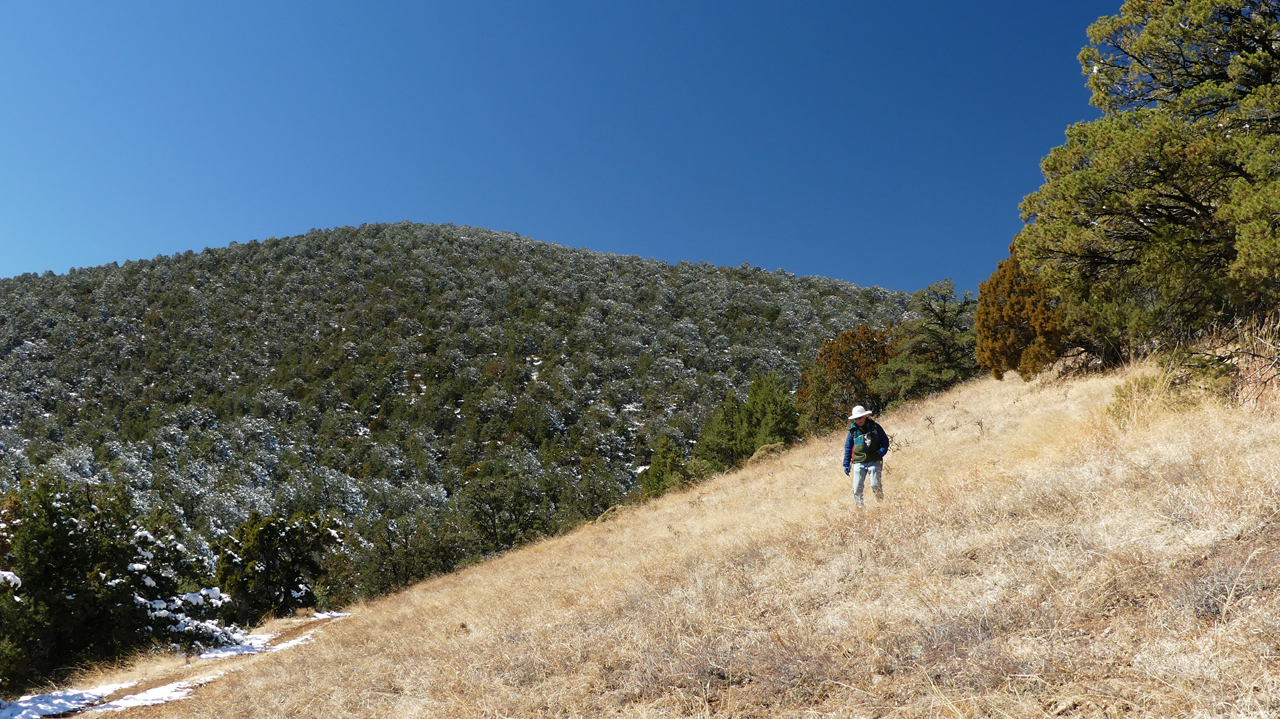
[85, 366, 1280, 717]
[58, 613, 342, 708]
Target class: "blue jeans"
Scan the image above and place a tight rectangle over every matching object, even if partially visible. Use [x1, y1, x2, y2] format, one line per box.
[851, 461, 883, 504]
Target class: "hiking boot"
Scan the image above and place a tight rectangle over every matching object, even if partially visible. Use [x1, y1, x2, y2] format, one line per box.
[855, 496, 864, 508]
[873, 488, 884, 501]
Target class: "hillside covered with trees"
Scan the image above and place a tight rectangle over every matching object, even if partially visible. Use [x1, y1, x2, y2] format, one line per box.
[0, 221, 908, 691]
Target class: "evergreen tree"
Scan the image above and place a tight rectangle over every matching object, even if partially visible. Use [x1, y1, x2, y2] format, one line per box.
[214, 511, 340, 625]
[694, 373, 799, 471]
[795, 358, 834, 437]
[975, 255, 1063, 380]
[1017, 0, 1280, 357]
[694, 392, 745, 472]
[872, 280, 979, 406]
[0, 475, 221, 691]
[341, 500, 465, 598]
[639, 435, 687, 498]
[739, 373, 799, 450]
[455, 455, 553, 553]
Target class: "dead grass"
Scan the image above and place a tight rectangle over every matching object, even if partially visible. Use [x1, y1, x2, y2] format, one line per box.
[58, 612, 347, 709]
[1235, 312, 1280, 407]
[75, 366, 1280, 717]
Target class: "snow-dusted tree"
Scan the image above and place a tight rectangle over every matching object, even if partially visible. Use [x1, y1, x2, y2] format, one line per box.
[0, 474, 232, 693]
[213, 511, 341, 625]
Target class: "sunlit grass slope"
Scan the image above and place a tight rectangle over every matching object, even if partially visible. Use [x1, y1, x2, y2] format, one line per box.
[115, 368, 1280, 717]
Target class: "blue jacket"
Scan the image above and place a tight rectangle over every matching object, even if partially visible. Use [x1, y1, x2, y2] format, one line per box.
[843, 418, 888, 470]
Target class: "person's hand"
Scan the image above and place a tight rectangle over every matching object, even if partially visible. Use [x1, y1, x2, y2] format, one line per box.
[843, 466, 850, 476]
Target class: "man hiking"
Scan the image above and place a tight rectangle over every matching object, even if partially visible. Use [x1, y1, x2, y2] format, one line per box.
[842, 405, 889, 508]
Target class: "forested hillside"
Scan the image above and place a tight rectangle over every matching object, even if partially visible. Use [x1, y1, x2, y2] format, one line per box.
[0, 222, 906, 689]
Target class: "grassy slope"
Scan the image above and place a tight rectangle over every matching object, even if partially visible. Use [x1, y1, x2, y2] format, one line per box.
[94, 368, 1280, 717]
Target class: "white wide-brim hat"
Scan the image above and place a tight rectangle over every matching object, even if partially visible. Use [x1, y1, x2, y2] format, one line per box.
[848, 405, 872, 419]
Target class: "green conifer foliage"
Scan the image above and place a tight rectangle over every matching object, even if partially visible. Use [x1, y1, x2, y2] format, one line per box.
[0, 476, 207, 691]
[1018, 0, 1280, 356]
[695, 373, 798, 471]
[214, 512, 340, 625]
[694, 392, 746, 472]
[639, 435, 687, 498]
[1081, 0, 1280, 119]
[454, 452, 569, 553]
[1015, 110, 1239, 356]
[340, 498, 465, 599]
[740, 373, 799, 450]
[872, 281, 979, 406]
[975, 256, 1064, 380]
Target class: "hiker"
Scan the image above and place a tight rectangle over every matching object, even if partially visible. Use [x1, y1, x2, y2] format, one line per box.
[842, 405, 889, 507]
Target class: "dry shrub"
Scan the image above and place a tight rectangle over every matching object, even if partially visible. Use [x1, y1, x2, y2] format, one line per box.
[1184, 312, 1280, 407]
[1232, 312, 1280, 406]
[1164, 521, 1280, 626]
[1107, 369, 1196, 430]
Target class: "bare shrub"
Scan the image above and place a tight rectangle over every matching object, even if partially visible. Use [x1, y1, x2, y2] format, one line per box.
[1232, 312, 1280, 406]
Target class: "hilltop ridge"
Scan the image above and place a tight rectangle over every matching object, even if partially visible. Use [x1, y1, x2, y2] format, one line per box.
[57, 366, 1280, 717]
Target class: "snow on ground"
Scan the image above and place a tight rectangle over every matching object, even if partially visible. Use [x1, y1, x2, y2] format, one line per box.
[0, 684, 134, 719]
[0, 613, 353, 717]
[196, 632, 274, 660]
[268, 634, 315, 652]
[313, 611, 351, 619]
[88, 673, 224, 713]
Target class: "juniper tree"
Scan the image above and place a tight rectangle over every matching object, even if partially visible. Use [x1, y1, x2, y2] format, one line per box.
[740, 372, 799, 450]
[695, 392, 745, 472]
[214, 511, 340, 625]
[640, 435, 687, 498]
[975, 256, 1063, 380]
[0, 475, 221, 691]
[695, 373, 798, 470]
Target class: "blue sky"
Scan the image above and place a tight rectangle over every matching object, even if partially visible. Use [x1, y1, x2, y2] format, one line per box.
[0, 1, 1118, 293]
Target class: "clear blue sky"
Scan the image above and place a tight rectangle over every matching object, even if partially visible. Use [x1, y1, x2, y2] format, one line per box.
[0, 1, 1118, 293]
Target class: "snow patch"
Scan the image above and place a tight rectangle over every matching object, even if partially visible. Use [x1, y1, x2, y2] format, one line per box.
[313, 611, 351, 619]
[269, 633, 314, 652]
[196, 632, 274, 660]
[89, 674, 224, 713]
[0, 683, 134, 719]
[0, 612, 352, 717]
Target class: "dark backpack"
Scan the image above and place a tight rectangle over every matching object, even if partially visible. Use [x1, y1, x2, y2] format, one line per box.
[861, 421, 890, 459]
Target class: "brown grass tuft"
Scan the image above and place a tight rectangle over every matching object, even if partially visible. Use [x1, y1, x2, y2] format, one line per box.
[70, 366, 1280, 717]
